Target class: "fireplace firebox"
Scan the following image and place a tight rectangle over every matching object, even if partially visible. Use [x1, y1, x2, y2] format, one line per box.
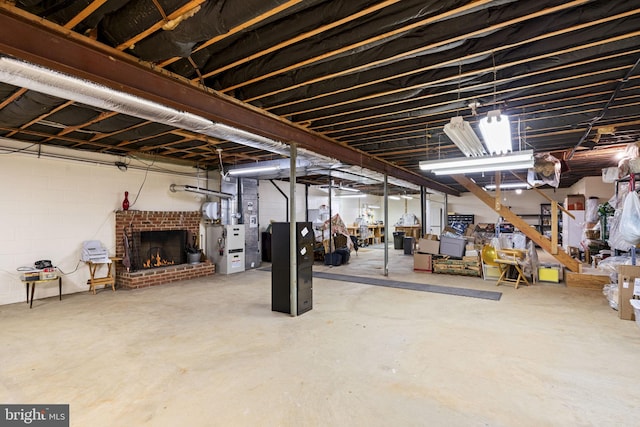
[115, 210, 214, 289]
[135, 230, 187, 270]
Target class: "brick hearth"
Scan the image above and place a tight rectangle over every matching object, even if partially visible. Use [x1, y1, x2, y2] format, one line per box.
[115, 210, 214, 289]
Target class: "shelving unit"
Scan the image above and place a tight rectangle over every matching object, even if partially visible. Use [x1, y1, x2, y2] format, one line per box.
[540, 203, 562, 245]
[447, 214, 474, 232]
[346, 224, 385, 245]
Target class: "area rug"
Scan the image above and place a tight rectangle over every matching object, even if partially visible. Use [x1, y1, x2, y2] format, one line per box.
[258, 268, 501, 301]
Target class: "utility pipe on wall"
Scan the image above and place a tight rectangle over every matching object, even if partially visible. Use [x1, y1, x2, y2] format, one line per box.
[169, 184, 232, 199]
[269, 179, 289, 222]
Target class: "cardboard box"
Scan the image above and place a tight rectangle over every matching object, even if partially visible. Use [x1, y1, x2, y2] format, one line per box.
[464, 224, 475, 237]
[617, 266, 640, 321]
[413, 253, 432, 272]
[565, 194, 585, 210]
[417, 237, 440, 255]
[439, 235, 466, 258]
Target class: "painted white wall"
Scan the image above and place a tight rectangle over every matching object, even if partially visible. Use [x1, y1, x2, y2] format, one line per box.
[569, 176, 613, 205]
[0, 145, 209, 306]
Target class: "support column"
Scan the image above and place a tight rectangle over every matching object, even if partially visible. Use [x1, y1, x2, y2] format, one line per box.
[289, 144, 297, 317]
[384, 174, 389, 276]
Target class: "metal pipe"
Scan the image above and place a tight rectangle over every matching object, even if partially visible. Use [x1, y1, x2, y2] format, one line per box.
[289, 143, 298, 317]
[236, 178, 243, 224]
[170, 184, 232, 198]
[269, 179, 289, 222]
[384, 174, 389, 277]
[420, 186, 427, 237]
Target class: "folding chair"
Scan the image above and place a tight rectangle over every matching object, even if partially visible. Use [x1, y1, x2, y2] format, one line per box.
[495, 248, 530, 289]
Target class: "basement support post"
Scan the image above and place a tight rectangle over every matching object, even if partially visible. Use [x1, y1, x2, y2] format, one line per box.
[289, 143, 297, 317]
[328, 171, 332, 254]
[420, 186, 426, 237]
[305, 184, 309, 222]
[384, 174, 389, 276]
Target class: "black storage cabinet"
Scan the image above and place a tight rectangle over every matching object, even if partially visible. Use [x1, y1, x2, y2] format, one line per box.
[271, 222, 313, 315]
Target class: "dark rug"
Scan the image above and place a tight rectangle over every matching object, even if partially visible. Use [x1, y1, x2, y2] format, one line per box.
[258, 268, 501, 301]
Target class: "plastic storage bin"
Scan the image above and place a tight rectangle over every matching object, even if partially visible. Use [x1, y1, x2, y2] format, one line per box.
[403, 236, 415, 255]
[630, 299, 640, 327]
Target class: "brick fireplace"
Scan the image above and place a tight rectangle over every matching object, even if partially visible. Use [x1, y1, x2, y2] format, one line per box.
[115, 210, 214, 289]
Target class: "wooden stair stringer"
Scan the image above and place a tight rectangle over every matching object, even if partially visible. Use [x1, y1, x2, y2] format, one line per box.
[451, 174, 582, 273]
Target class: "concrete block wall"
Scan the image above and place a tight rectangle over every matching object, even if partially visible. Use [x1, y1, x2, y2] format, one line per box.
[0, 146, 209, 305]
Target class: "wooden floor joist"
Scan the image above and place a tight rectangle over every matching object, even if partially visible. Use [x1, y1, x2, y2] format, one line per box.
[452, 174, 582, 273]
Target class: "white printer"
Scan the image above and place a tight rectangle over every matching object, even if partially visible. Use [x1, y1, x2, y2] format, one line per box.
[81, 240, 111, 264]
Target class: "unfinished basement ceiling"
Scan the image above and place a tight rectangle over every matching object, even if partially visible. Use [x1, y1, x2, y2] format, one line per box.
[1, 0, 639, 195]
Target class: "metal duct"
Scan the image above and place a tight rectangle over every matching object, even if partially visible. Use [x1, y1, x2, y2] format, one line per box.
[0, 56, 419, 191]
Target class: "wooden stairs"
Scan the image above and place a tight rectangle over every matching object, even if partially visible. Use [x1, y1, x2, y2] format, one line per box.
[452, 174, 582, 273]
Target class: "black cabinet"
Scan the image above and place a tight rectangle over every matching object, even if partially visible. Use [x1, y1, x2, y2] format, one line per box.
[271, 222, 313, 315]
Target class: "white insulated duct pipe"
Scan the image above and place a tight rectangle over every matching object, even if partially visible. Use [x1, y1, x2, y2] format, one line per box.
[170, 184, 232, 198]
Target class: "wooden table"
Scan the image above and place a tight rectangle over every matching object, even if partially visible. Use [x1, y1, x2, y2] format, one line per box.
[394, 225, 422, 239]
[86, 257, 120, 294]
[22, 276, 62, 309]
[347, 224, 385, 245]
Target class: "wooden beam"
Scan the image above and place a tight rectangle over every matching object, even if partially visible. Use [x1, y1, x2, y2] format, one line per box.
[222, 0, 497, 93]
[116, 1, 206, 51]
[64, 0, 108, 30]
[0, 8, 458, 195]
[200, 0, 402, 79]
[452, 174, 581, 272]
[158, 0, 303, 68]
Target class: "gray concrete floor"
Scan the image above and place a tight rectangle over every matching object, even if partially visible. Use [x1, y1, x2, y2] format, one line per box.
[1, 244, 639, 426]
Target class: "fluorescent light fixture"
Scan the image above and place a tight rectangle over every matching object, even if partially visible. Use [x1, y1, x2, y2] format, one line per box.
[479, 110, 512, 155]
[443, 116, 486, 157]
[227, 165, 280, 175]
[335, 193, 367, 198]
[388, 195, 401, 200]
[401, 195, 413, 200]
[484, 182, 530, 190]
[320, 184, 360, 192]
[337, 186, 360, 192]
[419, 150, 534, 175]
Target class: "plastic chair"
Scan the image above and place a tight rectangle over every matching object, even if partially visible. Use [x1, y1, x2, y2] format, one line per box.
[481, 245, 499, 281]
